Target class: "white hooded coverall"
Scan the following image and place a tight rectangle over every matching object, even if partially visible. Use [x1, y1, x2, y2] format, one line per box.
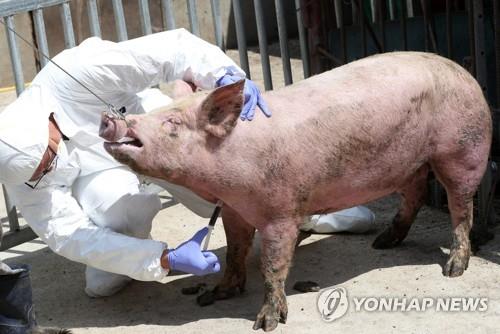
[0, 29, 245, 297]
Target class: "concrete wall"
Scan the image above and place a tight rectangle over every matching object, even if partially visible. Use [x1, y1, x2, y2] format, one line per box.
[0, 0, 299, 88]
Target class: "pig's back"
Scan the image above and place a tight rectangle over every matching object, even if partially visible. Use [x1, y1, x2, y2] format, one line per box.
[231, 51, 490, 212]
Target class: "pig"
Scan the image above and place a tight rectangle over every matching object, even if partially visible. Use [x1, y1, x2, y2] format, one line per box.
[100, 52, 492, 331]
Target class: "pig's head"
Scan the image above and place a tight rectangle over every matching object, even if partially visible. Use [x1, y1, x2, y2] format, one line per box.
[100, 80, 245, 181]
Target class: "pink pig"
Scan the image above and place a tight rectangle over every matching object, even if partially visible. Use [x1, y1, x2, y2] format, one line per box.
[100, 52, 491, 331]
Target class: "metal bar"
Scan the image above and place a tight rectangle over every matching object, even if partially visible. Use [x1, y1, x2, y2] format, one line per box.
[4, 15, 25, 95]
[87, 0, 101, 37]
[494, 0, 500, 108]
[0, 0, 68, 17]
[357, 0, 367, 56]
[406, 0, 413, 17]
[112, 0, 128, 41]
[254, 0, 273, 89]
[377, 0, 385, 52]
[210, 0, 223, 49]
[187, 0, 199, 36]
[388, 0, 395, 20]
[138, 0, 152, 35]
[317, 46, 343, 66]
[400, 0, 407, 50]
[161, 0, 176, 30]
[3, 185, 19, 232]
[473, 0, 490, 233]
[360, 2, 383, 53]
[33, 9, 49, 68]
[0, 226, 37, 252]
[59, 2, 75, 48]
[295, 0, 310, 79]
[335, 0, 346, 63]
[232, 0, 250, 78]
[446, 0, 452, 58]
[420, 0, 429, 51]
[275, 0, 293, 85]
[467, 0, 475, 76]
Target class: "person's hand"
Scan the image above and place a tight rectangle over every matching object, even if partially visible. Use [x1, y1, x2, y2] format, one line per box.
[164, 227, 220, 276]
[216, 74, 271, 121]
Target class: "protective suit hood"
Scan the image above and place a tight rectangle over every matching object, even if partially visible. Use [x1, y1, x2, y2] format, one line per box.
[0, 86, 49, 185]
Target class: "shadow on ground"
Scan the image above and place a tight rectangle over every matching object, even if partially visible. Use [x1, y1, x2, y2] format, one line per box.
[3, 195, 500, 330]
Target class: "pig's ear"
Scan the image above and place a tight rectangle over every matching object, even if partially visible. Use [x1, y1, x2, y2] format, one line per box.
[198, 79, 245, 138]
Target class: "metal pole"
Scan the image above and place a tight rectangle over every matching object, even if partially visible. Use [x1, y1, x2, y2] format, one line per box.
[210, 0, 224, 49]
[60, 2, 76, 48]
[33, 9, 50, 68]
[3, 185, 19, 233]
[446, 0, 452, 58]
[359, 0, 367, 56]
[275, 0, 293, 85]
[472, 0, 490, 236]
[232, 0, 250, 78]
[295, 0, 310, 79]
[4, 15, 25, 95]
[334, 0, 346, 63]
[138, 0, 153, 35]
[254, 0, 273, 89]
[494, 0, 500, 108]
[112, 0, 128, 41]
[87, 0, 101, 37]
[187, 0, 200, 36]
[161, 0, 176, 30]
[400, 0, 407, 50]
[377, 0, 385, 52]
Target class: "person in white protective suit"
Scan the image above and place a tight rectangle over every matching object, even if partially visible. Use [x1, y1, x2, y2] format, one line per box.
[0, 29, 375, 298]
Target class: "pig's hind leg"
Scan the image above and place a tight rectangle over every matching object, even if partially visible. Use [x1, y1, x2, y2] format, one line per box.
[372, 164, 430, 249]
[431, 159, 485, 277]
[253, 218, 300, 331]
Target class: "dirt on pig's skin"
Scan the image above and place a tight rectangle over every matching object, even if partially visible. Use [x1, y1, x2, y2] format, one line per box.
[100, 52, 492, 331]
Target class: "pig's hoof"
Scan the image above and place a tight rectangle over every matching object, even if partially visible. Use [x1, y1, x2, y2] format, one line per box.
[196, 290, 216, 306]
[443, 251, 469, 277]
[253, 304, 287, 332]
[372, 227, 405, 249]
[293, 280, 320, 293]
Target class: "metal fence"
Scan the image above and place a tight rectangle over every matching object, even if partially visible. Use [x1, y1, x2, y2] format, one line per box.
[0, 0, 311, 250]
[299, 0, 499, 233]
[1, 0, 498, 250]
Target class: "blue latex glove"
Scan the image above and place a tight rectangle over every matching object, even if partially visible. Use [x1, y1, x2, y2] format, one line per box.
[167, 227, 220, 276]
[216, 74, 271, 121]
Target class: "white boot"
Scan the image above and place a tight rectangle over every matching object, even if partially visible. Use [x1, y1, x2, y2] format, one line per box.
[300, 206, 376, 233]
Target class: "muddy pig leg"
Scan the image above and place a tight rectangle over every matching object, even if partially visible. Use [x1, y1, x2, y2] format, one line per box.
[253, 218, 299, 332]
[213, 206, 256, 299]
[373, 164, 429, 249]
[431, 154, 488, 277]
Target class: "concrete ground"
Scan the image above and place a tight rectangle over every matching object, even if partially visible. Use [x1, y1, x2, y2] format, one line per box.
[1, 44, 500, 333]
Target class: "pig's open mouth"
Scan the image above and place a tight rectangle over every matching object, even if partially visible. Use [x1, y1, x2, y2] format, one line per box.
[119, 137, 143, 148]
[104, 127, 144, 155]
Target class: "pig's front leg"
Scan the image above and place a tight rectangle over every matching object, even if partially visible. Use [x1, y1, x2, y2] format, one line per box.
[253, 218, 299, 332]
[213, 206, 256, 299]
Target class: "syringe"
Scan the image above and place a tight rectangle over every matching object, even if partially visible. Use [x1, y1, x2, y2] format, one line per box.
[202, 200, 223, 251]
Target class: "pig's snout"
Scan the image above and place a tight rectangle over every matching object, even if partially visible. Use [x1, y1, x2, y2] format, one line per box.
[99, 113, 128, 142]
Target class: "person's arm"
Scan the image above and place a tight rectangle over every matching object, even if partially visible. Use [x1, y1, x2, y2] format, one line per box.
[118, 28, 245, 90]
[6, 184, 169, 282]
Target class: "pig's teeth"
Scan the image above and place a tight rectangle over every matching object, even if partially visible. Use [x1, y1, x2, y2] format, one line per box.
[118, 137, 134, 143]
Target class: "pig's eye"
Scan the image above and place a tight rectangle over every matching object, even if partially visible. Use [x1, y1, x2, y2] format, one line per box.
[163, 116, 182, 137]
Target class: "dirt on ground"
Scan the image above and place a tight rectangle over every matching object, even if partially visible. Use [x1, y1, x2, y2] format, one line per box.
[1, 43, 500, 334]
